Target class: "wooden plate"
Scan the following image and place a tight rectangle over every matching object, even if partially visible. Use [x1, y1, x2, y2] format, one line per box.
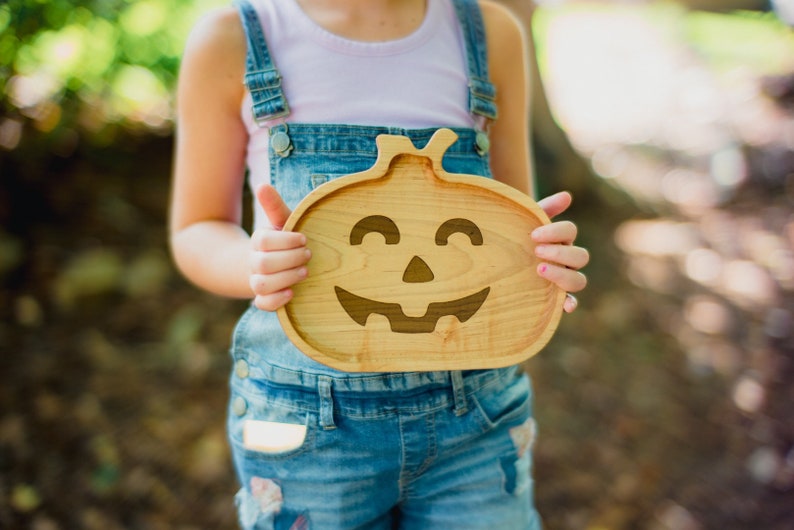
[277, 128, 565, 371]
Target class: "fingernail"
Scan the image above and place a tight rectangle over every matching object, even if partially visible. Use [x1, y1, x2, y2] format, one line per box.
[565, 293, 578, 312]
[538, 264, 548, 274]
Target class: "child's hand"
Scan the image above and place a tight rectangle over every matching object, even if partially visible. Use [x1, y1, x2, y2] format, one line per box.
[249, 185, 311, 311]
[533, 191, 589, 313]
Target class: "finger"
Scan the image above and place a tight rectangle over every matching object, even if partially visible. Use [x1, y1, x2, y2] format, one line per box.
[563, 294, 578, 313]
[251, 247, 312, 275]
[536, 191, 572, 220]
[534, 244, 590, 271]
[537, 263, 588, 293]
[256, 184, 292, 230]
[254, 290, 294, 312]
[250, 267, 308, 298]
[531, 220, 578, 245]
[251, 228, 307, 252]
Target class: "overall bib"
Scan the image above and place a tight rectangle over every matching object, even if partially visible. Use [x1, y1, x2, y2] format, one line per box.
[229, 1, 542, 528]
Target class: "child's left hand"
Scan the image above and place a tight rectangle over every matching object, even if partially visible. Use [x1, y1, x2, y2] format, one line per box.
[532, 191, 589, 313]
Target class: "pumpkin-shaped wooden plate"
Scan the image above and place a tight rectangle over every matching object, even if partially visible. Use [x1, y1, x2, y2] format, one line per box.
[277, 128, 565, 371]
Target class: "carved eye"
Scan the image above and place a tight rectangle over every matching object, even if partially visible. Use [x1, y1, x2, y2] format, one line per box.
[350, 215, 400, 245]
[435, 218, 483, 246]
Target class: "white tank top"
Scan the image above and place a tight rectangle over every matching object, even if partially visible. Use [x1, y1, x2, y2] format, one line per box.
[241, 0, 475, 200]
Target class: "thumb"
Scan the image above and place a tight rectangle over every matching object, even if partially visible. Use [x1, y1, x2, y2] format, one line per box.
[256, 184, 292, 230]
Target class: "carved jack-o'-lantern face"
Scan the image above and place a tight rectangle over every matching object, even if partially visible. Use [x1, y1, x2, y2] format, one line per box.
[277, 128, 565, 372]
[334, 214, 490, 334]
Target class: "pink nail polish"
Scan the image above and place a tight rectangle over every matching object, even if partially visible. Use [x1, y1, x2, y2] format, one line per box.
[539, 264, 547, 274]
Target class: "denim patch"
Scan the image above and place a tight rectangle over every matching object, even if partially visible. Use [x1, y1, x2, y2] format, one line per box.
[509, 417, 537, 457]
[500, 455, 518, 495]
[236, 478, 309, 530]
[500, 418, 536, 495]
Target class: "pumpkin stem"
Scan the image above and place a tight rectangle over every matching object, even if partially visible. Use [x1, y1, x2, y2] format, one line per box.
[373, 128, 458, 175]
[421, 128, 458, 159]
[419, 128, 458, 175]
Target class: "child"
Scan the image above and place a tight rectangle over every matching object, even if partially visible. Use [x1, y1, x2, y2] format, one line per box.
[169, 0, 589, 528]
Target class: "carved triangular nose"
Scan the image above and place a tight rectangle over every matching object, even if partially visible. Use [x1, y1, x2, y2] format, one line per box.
[402, 256, 435, 283]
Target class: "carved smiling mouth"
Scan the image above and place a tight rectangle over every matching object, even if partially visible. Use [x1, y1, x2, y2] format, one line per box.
[334, 286, 490, 334]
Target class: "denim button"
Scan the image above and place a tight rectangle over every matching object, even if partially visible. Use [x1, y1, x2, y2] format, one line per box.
[235, 359, 250, 379]
[232, 396, 247, 416]
[271, 131, 292, 157]
[475, 131, 490, 155]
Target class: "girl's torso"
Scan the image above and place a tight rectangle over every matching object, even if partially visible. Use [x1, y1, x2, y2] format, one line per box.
[235, 0, 499, 377]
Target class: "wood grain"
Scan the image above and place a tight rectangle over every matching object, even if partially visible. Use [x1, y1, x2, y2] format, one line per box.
[277, 128, 565, 371]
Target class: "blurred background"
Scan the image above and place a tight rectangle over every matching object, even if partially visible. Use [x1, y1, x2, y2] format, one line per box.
[1, 0, 793, 528]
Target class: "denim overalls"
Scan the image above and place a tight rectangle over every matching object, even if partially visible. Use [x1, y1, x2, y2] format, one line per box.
[229, 1, 542, 528]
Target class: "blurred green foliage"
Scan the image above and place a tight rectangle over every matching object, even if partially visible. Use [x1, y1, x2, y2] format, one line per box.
[685, 8, 794, 73]
[1, 0, 223, 149]
[3, 0, 791, 153]
[533, 4, 794, 85]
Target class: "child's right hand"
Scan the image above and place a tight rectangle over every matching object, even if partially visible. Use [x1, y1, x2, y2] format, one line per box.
[249, 185, 311, 311]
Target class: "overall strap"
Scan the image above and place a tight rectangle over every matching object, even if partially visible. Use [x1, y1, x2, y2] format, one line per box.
[235, 0, 290, 123]
[451, 0, 498, 121]
[235, 0, 495, 125]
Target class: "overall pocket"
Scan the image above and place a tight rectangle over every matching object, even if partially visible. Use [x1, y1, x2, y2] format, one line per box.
[471, 371, 533, 432]
[227, 383, 316, 461]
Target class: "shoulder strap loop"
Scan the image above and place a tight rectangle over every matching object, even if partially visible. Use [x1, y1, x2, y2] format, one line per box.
[235, 0, 290, 124]
[452, 0, 498, 121]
